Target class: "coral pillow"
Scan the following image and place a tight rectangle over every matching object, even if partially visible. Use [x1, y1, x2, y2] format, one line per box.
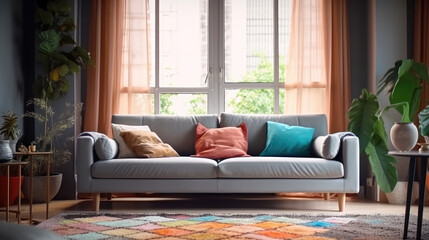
[194, 122, 250, 160]
[120, 130, 179, 158]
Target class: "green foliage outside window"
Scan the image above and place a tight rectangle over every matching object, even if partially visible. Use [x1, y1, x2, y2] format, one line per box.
[159, 55, 285, 115]
[227, 55, 285, 114]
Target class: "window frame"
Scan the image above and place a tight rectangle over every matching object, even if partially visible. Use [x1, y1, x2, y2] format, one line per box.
[143, 0, 300, 115]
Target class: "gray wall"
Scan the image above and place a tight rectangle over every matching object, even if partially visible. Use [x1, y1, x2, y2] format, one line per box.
[375, 0, 409, 181]
[0, 0, 25, 125]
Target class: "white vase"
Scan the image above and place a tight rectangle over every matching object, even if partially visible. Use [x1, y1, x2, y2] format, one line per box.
[390, 122, 418, 152]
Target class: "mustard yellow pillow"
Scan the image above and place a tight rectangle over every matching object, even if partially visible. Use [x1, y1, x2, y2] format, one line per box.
[120, 130, 179, 158]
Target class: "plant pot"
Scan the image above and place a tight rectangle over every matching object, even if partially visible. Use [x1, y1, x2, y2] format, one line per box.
[8, 140, 17, 153]
[21, 173, 62, 203]
[390, 122, 418, 152]
[0, 140, 13, 160]
[0, 176, 24, 207]
[386, 181, 419, 205]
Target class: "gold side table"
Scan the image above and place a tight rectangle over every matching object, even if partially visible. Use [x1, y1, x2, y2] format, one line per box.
[0, 160, 28, 223]
[14, 151, 53, 224]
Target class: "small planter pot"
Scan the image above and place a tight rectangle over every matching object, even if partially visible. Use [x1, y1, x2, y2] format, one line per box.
[390, 122, 418, 152]
[22, 173, 62, 203]
[0, 176, 24, 207]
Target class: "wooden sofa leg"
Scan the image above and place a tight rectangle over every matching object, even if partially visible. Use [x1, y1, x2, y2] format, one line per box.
[93, 193, 100, 211]
[338, 193, 345, 212]
[323, 193, 330, 200]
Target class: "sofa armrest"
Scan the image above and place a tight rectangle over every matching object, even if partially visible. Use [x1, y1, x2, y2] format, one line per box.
[76, 136, 96, 192]
[340, 135, 360, 193]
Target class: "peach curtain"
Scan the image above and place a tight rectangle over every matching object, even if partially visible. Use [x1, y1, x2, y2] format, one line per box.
[414, 0, 429, 110]
[119, 0, 152, 114]
[84, 0, 125, 137]
[286, 0, 350, 132]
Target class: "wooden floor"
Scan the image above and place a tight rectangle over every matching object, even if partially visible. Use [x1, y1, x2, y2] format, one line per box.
[2, 193, 429, 224]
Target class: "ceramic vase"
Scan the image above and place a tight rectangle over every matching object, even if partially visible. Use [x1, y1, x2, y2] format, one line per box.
[390, 122, 418, 152]
[0, 140, 13, 160]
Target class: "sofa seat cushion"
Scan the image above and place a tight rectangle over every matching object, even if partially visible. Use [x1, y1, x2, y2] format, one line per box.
[217, 157, 344, 179]
[91, 157, 218, 179]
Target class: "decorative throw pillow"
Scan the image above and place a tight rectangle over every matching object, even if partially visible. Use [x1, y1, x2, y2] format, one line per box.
[260, 121, 315, 157]
[120, 130, 179, 158]
[194, 122, 249, 160]
[111, 123, 151, 158]
[94, 136, 119, 160]
[312, 134, 341, 159]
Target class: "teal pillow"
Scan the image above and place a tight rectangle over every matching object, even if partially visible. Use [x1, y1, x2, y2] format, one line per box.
[260, 121, 315, 157]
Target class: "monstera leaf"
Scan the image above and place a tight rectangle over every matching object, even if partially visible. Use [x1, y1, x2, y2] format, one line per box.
[348, 89, 398, 193]
[38, 30, 60, 55]
[347, 89, 379, 153]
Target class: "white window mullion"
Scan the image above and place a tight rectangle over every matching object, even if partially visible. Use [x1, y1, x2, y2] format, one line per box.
[273, 0, 280, 114]
[207, 0, 222, 114]
[153, 0, 160, 114]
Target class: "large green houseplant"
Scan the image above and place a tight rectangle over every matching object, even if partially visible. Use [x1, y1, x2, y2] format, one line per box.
[32, 0, 91, 157]
[21, 0, 92, 202]
[348, 60, 429, 193]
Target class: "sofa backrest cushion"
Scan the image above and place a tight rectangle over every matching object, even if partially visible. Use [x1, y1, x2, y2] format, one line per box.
[112, 114, 219, 156]
[219, 113, 328, 156]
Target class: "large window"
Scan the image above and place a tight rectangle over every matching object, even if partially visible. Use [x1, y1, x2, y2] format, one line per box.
[129, 0, 294, 115]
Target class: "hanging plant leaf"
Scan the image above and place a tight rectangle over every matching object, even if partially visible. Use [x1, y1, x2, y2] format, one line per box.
[58, 65, 69, 76]
[47, 1, 71, 15]
[59, 17, 75, 32]
[60, 36, 75, 45]
[38, 30, 60, 54]
[67, 61, 80, 73]
[36, 8, 53, 25]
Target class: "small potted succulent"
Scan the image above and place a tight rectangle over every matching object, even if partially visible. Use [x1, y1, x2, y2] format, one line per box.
[0, 111, 22, 207]
[0, 111, 21, 152]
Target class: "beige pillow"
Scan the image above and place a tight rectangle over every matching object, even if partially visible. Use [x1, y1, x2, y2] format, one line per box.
[111, 123, 151, 158]
[120, 130, 179, 158]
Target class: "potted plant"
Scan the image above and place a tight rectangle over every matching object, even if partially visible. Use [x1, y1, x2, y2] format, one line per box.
[0, 111, 22, 152]
[0, 111, 23, 207]
[20, 0, 92, 203]
[377, 59, 428, 152]
[22, 98, 82, 203]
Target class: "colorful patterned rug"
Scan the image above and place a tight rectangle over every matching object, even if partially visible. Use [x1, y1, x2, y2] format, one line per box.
[37, 212, 429, 240]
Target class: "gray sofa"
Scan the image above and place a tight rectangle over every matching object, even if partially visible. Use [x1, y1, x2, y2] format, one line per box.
[76, 113, 359, 211]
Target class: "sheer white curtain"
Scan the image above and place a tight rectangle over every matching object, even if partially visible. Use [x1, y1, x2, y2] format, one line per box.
[285, 0, 350, 132]
[119, 0, 153, 114]
[285, 0, 330, 115]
